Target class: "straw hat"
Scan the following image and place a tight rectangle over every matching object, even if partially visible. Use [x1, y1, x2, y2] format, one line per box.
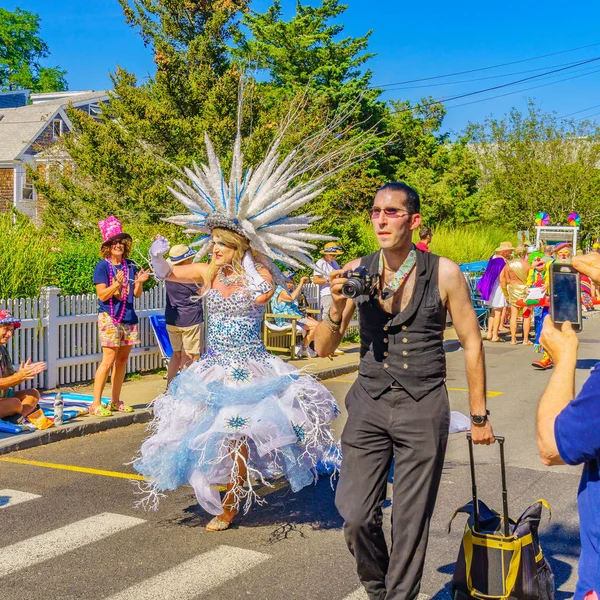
[495, 241, 515, 253]
[321, 242, 343, 256]
[167, 244, 196, 265]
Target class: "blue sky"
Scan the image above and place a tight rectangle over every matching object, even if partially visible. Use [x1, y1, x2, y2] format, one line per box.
[8, 0, 600, 133]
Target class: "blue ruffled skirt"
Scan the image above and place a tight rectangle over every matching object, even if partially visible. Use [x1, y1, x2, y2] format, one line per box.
[133, 355, 340, 515]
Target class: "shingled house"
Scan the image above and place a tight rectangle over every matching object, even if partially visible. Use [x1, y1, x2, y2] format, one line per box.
[0, 89, 109, 223]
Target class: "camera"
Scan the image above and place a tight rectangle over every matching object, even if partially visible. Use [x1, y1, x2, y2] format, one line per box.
[341, 266, 380, 299]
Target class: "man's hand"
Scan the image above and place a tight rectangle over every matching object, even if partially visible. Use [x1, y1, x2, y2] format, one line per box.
[573, 253, 600, 286]
[540, 318, 578, 366]
[17, 358, 46, 383]
[471, 421, 495, 445]
[328, 269, 349, 316]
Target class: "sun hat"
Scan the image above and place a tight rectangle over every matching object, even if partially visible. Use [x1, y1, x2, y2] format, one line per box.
[98, 216, 132, 248]
[321, 242, 343, 256]
[167, 244, 196, 265]
[281, 269, 295, 282]
[552, 242, 572, 254]
[495, 241, 515, 253]
[0, 309, 21, 329]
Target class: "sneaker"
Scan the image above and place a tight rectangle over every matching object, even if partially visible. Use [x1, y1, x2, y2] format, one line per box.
[302, 347, 318, 358]
[532, 357, 553, 370]
[294, 345, 303, 358]
[333, 349, 345, 356]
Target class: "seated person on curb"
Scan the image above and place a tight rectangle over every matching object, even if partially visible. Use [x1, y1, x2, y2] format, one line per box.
[537, 252, 600, 599]
[271, 272, 318, 358]
[0, 310, 50, 429]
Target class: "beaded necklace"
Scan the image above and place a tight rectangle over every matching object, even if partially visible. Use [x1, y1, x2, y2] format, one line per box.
[106, 258, 129, 324]
[217, 265, 243, 287]
[379, 247, 417, 298]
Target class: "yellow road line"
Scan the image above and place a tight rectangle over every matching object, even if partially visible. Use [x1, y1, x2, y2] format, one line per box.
[0, 457, 287, 495]
[0, 457, 147, 481]
[447, 387, 504, 398]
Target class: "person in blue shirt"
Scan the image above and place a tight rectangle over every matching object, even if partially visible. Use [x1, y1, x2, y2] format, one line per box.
[537, 251, 600, 600]
[271, 272, 318, 358]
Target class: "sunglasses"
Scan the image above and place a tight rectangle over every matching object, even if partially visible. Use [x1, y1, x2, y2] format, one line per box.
[370, 207, 411, 219]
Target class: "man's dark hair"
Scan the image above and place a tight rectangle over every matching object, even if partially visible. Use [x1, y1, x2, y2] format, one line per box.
[419, 225, 432, 240]
[376, 182, 420, 215]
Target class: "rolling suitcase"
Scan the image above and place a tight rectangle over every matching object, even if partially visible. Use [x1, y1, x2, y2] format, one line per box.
[450, 434, 554, 600]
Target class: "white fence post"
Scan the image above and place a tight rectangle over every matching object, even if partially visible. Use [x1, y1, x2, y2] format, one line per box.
[42, 286, 61, 389]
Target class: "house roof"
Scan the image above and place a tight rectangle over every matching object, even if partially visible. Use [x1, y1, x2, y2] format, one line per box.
[0, 91, 109, 162]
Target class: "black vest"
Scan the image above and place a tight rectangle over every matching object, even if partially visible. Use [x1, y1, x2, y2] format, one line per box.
[355, 250, 447, 401]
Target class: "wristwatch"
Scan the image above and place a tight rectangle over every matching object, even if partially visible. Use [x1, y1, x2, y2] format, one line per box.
[470, 410, 490, 426]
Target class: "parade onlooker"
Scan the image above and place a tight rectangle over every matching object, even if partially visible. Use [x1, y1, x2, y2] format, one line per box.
[315, 181, 494, 599]
[313, 242, 344, 356]
[416, 225, 432, 252]
[537, 251, 600, 599]
[165, 245, 204, 384]
[0, 310, 50, 428]
[272, 272, 318, 358]
[91, 217, 150, 417]
[477, 241, 513, 342]
[500, 245, 532, 345]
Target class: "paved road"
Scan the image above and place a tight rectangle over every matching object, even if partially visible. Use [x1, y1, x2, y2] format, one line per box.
[1, 315, 598, 599]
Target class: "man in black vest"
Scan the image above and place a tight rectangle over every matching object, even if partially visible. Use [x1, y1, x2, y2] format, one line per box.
[314, 182, 494, 600]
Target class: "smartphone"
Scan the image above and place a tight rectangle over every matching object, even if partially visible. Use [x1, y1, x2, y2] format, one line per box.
[550, 262, 582, 331]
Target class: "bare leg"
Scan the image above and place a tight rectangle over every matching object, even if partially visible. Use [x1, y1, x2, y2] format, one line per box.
[490, 308, 502, 341]
[499, 306, 508, 331]
[523, 315, 532, 344]
[180, 352, 196, 370]
[486, 316, 493, 340]
[110, 345, 133, 404]
[510, 306, 519, 344]
[211, 440, 249, 527]
[13, 389, 40, 418]
[166, 351, 182, 385]
[92, 347, 117, 410]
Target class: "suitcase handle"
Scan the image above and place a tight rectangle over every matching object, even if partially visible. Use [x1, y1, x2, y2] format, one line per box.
[466, 433, 510, 536]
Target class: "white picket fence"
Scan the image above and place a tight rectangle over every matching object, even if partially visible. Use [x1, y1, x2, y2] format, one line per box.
[0, 283, 339, 391]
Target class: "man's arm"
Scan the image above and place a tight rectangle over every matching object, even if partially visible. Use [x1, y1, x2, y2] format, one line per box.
[536, 319, 577, 466]
[440, 258, 494, 445]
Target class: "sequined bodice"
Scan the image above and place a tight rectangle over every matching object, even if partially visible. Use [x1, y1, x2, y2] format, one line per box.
[202, 287, 270, 367]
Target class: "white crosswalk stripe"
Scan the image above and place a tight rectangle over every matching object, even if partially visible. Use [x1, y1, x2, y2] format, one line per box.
[0, 489, 41, 509]
[106, 545, 270, 600]
[342, 590, 431, 600]
[0, 512, 145, 577]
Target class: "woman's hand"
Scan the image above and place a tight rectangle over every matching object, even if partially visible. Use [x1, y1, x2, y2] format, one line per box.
[150, 236, 170, 257]
[135, 269, 151, 283]
[115, 270, 125, 285]
[299, 276, 310, 286]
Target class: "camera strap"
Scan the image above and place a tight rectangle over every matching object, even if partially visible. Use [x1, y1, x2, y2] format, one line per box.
[379, 247, 417, 298]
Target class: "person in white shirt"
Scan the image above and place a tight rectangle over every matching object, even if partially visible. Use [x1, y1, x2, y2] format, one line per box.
[313, 242, 344, 355]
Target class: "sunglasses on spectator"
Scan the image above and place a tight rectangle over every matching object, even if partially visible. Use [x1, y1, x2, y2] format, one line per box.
[370, 207, 411, 219]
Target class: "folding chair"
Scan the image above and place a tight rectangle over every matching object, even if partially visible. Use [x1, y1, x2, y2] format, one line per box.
[149, 314, 173, 366]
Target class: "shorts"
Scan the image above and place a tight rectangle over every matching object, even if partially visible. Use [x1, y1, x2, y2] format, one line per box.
[320, 294, 332, 316]
[98, 312, 140, 348]
[166, 324, 204, 356]
[485, 282, 507, 309]
[0, 387, 15, 399]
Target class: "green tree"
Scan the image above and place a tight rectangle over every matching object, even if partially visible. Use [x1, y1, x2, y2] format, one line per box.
[0, 8, 67, 92]
[468, 101, 600, 239]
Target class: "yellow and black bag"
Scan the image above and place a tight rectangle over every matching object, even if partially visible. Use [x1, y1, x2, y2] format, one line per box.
[450, 435, 554, 600]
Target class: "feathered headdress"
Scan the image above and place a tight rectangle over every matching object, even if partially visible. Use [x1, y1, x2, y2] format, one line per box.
[163, 84, 379, 275]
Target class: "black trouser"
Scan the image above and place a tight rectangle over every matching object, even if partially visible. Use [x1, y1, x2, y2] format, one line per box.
[335, 381, 449, 600]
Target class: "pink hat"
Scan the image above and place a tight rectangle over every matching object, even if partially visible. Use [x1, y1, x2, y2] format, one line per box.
[98, 216, 132, 248]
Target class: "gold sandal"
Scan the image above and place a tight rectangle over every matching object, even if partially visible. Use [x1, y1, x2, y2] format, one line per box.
[206, 517, 232, 532]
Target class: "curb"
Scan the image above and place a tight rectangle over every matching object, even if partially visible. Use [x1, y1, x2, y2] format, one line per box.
[0, 362, 359, 456]
[0, 409, 153, 456]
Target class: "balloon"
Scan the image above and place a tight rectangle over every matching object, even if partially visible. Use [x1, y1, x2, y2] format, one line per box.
[535, 211, 550, 226]
[568, 212, 580, 227]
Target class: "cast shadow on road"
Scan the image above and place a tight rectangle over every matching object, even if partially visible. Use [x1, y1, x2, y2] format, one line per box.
[170, 477, 343, 542]
[429, 522, 580, 600]
[576, 358, 600, 370]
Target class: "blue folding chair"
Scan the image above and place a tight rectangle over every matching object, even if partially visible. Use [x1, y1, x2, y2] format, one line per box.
[149, 314, 173, 365]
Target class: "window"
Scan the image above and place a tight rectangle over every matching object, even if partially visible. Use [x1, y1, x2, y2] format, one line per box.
[52, 118, 63, 139]
[22, 169, 35, 200]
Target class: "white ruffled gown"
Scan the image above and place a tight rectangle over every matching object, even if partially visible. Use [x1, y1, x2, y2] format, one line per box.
[134, 284, 340, 515]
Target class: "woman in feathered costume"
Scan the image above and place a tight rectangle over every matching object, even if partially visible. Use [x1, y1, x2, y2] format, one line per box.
[134, 92, 374, 531]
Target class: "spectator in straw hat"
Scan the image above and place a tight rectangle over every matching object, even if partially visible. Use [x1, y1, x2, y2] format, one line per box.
[91, 216, 150, 417]
[313, 242, 345, 355]
[0, 310, 50, 429]
[165, 245, 204, 384]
